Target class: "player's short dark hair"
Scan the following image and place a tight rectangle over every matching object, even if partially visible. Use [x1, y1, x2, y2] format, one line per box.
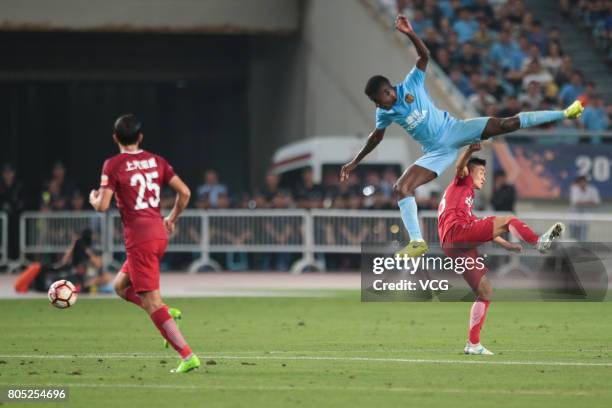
[468, 157, 486, 169]
[114, 114, 142, 146]
[364, 75, 392, 99]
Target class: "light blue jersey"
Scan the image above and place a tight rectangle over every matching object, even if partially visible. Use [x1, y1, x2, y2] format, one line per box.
[375, 66, 488, 175]
[375, 67, 452, 151]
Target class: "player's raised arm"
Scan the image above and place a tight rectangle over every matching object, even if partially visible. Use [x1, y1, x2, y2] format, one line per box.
[395, 15, 430, 71]
[164, 175, 191, 234]
[340, 128, 385, 182]
[455, 143, 481, 178]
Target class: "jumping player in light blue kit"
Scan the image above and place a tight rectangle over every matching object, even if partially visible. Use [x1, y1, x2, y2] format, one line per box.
[340, 15, 584, 257]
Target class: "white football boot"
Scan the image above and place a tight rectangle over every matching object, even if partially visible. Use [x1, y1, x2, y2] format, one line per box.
[464, 342, 494, 355]
[536, 222, 565, 253]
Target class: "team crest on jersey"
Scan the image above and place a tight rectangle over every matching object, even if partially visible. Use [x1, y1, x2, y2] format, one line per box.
[405, 93, 414, 103]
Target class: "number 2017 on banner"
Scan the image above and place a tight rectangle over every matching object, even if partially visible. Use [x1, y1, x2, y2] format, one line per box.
[575, 155, 610, 182]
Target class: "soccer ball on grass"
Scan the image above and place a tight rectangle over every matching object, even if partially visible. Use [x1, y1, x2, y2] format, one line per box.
[48, 280, 78, 309]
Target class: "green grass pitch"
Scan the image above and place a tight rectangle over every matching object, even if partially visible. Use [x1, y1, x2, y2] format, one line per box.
[2, 294, 612, 407]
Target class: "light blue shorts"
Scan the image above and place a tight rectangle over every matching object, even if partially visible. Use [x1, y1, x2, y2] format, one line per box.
[414, 117, 489, 176]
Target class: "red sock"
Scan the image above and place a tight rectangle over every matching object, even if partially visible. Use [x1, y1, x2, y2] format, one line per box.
[508, 218, 539, 245]
[468, 298, 490, 345]
[124, 286, 143, 308]
[150, 305, 193, 359]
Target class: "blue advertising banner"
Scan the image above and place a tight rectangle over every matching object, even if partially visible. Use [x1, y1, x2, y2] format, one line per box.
[491, 142, 612, 199]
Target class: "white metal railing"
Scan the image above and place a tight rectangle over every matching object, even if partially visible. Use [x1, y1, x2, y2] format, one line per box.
[18, 209, 612, 273]
[0, 212, 7, 266]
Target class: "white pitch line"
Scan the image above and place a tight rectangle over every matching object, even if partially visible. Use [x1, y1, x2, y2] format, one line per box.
[1, 353, 611, 367]
[0, 382, 603, 397]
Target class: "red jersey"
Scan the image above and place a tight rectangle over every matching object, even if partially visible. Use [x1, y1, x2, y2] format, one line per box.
[99, 150, 176, 248]
[437, 174, 479, 242]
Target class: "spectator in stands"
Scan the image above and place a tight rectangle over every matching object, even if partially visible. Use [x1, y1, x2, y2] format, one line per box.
[490, 170, 516, 212]
[40, 161, 75, 211]
[484, 73, 506, 101]
[294, 168, 323, 208]
[411, 8, 433, 37]
[498, 95, 522, 117]
[472, 19, 494, 49]
[521, 43, 543, 70]
[423, 27, 442, 56]
[423, 0, 444, 28]
[379, 167, 398, 199]
[41, 180, 68, 211]
[489, 30, 522, 71]
[262, 170, 280, 202]
[453, 8, 479, 43]
[470, 0, 495, 22]
[559, 71, 585, 107]
[196, 169, 227, 208]
[581, 95, 610, 131]
[0, 163, 25, 259]
[569, 175, 601, 240]
[216, 192, 231, 209]
[468, 87, 497, 113]
[518, 80, 544, 110]
[521, 59, 553, 90]
[450, 68, 473, 96]
[271, 189, 295, 209]
[527, 20, 548, 52]
[554, 55, 574, 86]
[541, 41, 564, 74]
[454, 41, 481, 75]
[69, 191, 86, 211]
[435, 48, 453, 72]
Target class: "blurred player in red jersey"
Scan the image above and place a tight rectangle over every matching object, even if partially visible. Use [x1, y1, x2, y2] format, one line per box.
[89, 114, 199, 373]
[437, 143, 564, 355]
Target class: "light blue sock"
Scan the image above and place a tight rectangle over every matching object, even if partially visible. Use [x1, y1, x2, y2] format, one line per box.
[397, 196, 423, 241]
[518, 111, 565, 128]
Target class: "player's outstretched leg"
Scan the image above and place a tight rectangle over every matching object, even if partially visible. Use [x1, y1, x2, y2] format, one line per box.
[493, 216, 565, 253]
[464, 276, 494, 355]
[394, 164, 437, 257]
[481, 100, 584, 139]
[140, 290, 200, 373]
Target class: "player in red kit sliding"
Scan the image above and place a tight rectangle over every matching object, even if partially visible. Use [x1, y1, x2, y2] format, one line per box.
[438, 143, 564, 355]
[89, 114, 200, 373]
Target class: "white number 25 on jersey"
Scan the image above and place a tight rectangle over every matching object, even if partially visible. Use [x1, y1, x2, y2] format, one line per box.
[131, 171, 160, 210]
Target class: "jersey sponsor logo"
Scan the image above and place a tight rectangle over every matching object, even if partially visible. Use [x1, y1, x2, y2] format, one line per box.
[126, 158, 157, 172]
[465, 195, 474, 215]
[404, 110, 428, 131]
[405, 93, 414, 103]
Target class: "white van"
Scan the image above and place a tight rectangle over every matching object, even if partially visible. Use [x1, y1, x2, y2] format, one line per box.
[271, 135, 412, 186]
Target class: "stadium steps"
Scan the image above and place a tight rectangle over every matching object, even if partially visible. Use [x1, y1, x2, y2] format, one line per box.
[524, 0, 612, 102]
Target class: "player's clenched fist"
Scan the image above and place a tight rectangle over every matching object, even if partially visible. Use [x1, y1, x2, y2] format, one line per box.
[89, 189, 99, 205]
[340, 161, 357, 182]
[395, 15, 414, 35]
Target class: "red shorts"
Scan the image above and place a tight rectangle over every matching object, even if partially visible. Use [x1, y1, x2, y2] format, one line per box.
[442, 217, 494, 291]
[444, 216, 495, 246]
[120, 239, 167, 293]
